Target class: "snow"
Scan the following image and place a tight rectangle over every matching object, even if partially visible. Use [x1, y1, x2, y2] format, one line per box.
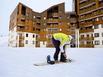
[0, 36, 8, 47]
[0, 47, 103, 77]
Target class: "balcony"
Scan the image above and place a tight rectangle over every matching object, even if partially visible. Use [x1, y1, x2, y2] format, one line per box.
[79, 44, 94, 48]
[19, 43, 24, 47]
[80, 0, 95, 8]
[79, 9, 103, 21]
[86, 44, 94, 48]
[80, 2, 96, 10]
[80, 37, 94, 40]
[80, 29, 94, 33]
[79, 0, 87, 3]
[79, 6, 103, 16]
[85, 37, 94, 40]
[19, 36, 24, 40]
[47, 19, 59, 23]
[79, 22, 93, 27]
[79, 5, 96, 14]
[52, 13, 59, 17]
[94, 20, 103, 24]
[99, 1, 103, 7]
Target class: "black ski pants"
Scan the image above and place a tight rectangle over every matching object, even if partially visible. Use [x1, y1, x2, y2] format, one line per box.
[52, 37, 60, 61]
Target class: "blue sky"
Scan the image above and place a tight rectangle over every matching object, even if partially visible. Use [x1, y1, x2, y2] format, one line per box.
[0, 0, 72, 35]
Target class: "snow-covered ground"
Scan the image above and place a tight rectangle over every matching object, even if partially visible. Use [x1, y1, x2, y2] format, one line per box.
[0, 47, 103, 77]
[0, 36, 8, 47]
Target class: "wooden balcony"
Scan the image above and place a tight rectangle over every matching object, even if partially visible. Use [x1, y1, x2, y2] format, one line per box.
[79, 37, 94, 40]
[19, 36, 24, 40]
[79, 0, 87, 4]
[79, 44, 94, 48]
[47, 19, 59, 23]
[17, 22, 25, 26]
[94, 20, 103, 24]
[86, 44, 94, 48]
[80, 0, 95, 8]
[79, 5, 96, 14]
[99, 2, 103, 7]
[80, 29, 94, 33]
[52, 13, 59, 17]
[80, 2, 96, 10]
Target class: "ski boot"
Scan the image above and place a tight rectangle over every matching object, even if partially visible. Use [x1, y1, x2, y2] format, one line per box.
[47, 55, 55, 64]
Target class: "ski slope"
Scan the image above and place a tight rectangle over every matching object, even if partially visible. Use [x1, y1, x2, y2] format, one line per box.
[0, 36, 8, 47]
[0, 47, 103, 77]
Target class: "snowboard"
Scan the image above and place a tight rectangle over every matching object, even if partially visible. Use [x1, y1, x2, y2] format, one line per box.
[33, 59, 72, 66]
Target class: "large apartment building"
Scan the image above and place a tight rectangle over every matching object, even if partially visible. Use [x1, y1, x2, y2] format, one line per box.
[74, 0, 103, 48]
[9, 2, 76, 47]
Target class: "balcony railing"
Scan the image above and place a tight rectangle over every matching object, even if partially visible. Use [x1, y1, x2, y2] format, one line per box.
[19, 43, 24, 47]
[79, 0, 87, 3]
[47, 19, 59, 23]
[79, 44, 94, 48]
[52, 13, 59, 17]
[79, 37, 94, 40]
[80, 2, 96, 10]
[99, 1, 103, 7]
[79, 5, 96, 14]
[80, 29, 94, 33]
[80, 0, 95, 8]
[19, 36, 24, 40]
[79, 10, 103, 21]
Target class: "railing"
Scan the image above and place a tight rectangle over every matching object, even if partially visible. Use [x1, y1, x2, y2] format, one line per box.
[47, 19, 59, 23]
[80, 0, 95, 8]
[52, 13, 59, 17]
[79, 37, 94, 40]
[19, 43, 24, 47]
[99, 1, 103, 7]
[79, 10, 103, 21]
[79, 44, 94, 48]
[80, 29, 94, 33]
[86, 44, 94, 48]
[79, 0, 87, 3]
[79, 5, 96, 14]
[19, 36, 24, 40]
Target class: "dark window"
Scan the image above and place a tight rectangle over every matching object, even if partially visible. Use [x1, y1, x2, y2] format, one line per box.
[33, 35, 35, 38]
[95, 40, 100, 45]
[26, 34, 28, 37]
[94, 33, 99, 37]
[87, 34, 89, 37]
[94, 25, 99, 29]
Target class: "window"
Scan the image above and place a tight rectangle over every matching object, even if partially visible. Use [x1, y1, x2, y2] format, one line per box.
[102, 33, 103, 37]
[32, 41, 35, 44]
[94, 33, 99, 37]
[25, 40, 28, 44]
[102, 40, 103, 45]
[87, 34, 89, 37]
[101, 24, 103, 28]
[95, 40, 100, 45]
[33, 35, 35, 38]
[94, 25, 99, 29]
[26, 34, 28, 37]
